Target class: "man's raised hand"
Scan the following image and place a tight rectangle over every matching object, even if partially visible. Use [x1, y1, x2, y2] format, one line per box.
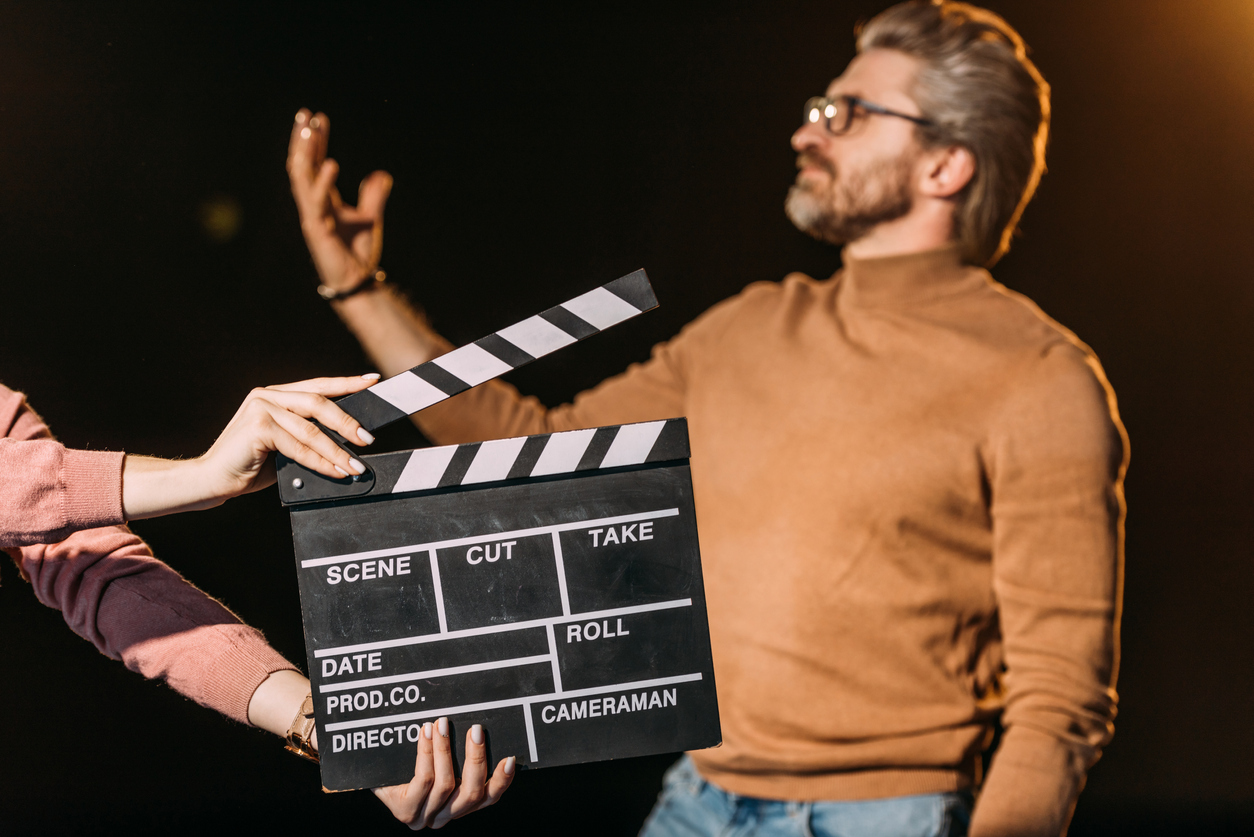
[287, 109, 393, 295]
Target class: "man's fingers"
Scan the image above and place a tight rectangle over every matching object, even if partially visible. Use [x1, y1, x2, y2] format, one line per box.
[288, 109, 313, 177]
[421, 718, 457, 828]
[310, 158, 340, 215]
[358, 170, 394, 219]
[310, 110, 331, 170]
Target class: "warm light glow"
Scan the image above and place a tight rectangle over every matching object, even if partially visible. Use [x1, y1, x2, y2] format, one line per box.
[808, 108, 820, 123]
[824, 104, 837, 118]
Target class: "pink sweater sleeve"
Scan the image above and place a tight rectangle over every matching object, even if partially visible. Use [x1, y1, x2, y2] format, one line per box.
[1, 384, 299, 723]
[12, 527, 298, 723]
[0, 386, 126, 549]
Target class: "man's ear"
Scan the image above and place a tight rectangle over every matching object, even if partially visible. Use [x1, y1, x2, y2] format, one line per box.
[919, 145, 975, 198]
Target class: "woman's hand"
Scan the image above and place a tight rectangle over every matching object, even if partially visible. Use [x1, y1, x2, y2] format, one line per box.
[374, 718, 515, 830]
[121, 374, 378, 520]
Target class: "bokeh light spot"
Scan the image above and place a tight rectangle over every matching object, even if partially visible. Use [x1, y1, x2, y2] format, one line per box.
[198, 194, 242, 243]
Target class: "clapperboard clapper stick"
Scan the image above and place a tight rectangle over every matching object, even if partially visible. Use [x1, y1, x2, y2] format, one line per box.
[276, 269, 722, 792]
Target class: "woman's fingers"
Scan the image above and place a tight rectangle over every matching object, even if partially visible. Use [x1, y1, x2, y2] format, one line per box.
[262, 375, 378, 444]
[229, 386, 369, 480]
[480, 756, 516, 811]
[420, 718, 458, 827]
[430, 725, 490, 828]
[371, 721, 436, 829]
[203, 374, 382, 491]
[267, 413, 364, 479]
[264, 391, 373, 450]
[264, 373, 378, 397]
[369, 719, 514, 830]
[249, 411, 353, 480]
[405, 722, 437, 830]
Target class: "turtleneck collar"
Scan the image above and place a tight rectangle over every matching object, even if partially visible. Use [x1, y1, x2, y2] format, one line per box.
[836, 243, 985, 309]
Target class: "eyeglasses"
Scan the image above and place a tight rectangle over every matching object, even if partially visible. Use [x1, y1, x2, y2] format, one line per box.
[803, 95, 933, 135]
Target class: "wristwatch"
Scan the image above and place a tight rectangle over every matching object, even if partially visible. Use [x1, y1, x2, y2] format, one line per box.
[318, 269, 387, 301]
[284, 693, 319, 763]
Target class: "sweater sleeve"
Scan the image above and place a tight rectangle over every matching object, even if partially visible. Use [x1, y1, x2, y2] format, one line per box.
[0, 386, 126, 549]
[416, 321, 692, 445]
[0, 384, 298, 724]
[11, 528, 299, 724]
[973, 342, 1128, 837]
[413, 286, 761, 445]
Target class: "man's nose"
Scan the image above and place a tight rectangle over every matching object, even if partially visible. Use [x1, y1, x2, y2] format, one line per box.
[791, 119, 826, 151]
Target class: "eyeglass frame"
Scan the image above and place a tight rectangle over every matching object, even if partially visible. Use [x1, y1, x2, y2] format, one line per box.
[803, 94, 934, 136]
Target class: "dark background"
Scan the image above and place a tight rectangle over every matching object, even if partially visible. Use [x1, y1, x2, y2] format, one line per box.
[0, 1, 1250, 834]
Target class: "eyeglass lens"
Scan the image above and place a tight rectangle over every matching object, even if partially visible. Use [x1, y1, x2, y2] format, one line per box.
[804, 96, 851, 135]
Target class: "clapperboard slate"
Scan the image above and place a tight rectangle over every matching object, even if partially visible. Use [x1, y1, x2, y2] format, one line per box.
[276, 270, 721, 791]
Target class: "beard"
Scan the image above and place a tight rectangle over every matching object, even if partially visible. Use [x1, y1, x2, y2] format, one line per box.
[785, 149, 915, 245]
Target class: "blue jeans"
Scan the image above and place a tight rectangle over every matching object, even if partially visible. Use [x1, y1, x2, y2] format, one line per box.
[639, 757, 971, 837]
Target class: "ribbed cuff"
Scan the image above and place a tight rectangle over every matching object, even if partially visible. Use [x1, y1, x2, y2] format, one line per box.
[197, 625, 301, 725]
[60, 448, 126, 529]
[970, 726, 1085, 837]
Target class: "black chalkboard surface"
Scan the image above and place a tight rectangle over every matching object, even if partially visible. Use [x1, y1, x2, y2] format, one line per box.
[286, 419, 721, 791]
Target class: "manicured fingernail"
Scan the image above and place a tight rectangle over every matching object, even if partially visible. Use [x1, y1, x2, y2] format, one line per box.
[357, 428, 375, 445]
[504, 756, 516, 776]
[348, 458, 366, 475]
[295, 111, 306, 123]
[310, 116, 321, 128]
[437, 717, 448, 738]
[470, 724, 483, 745]
[423, 722, 433, 740]
[361, 372, 381, 381]
[333, 465, 348, 477]
[300, 127, 311, 139]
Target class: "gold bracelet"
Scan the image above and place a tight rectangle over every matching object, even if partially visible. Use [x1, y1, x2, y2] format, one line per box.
[318, 269, 387, 301]
[284, 692, 319, 764]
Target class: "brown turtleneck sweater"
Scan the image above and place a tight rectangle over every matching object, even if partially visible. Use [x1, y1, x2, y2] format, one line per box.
[417, 245, 1128, 835]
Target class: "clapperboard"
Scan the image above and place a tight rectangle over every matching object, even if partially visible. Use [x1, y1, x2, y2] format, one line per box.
[276, 271, 721, 791]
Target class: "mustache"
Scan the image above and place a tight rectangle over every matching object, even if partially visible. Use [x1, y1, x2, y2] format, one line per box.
[796, 151, 836, 178]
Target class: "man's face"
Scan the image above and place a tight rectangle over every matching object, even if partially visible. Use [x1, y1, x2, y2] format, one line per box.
[786, 48, 927, 245]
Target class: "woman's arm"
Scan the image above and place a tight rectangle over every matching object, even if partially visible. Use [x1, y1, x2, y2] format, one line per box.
[118, 376, 379, 520]
[0, 376, 378, 549]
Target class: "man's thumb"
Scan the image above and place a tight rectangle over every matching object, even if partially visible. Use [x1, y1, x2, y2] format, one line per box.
[359, 171, 393, 217]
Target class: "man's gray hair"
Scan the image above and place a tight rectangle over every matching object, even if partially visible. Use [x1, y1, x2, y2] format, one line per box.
[858, 0, 1049, 266]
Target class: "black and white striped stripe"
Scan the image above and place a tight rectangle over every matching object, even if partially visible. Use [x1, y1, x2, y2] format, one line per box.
[307, 418, 689, 500]
[338, 270, 656, 433]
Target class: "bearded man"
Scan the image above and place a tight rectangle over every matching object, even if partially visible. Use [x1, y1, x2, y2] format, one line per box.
[286, 2, 1127, 835]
